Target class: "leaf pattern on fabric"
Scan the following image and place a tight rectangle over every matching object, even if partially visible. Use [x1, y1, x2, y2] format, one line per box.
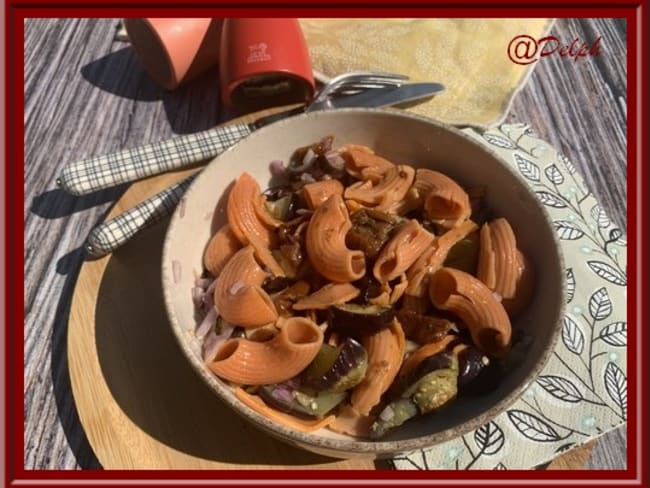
[598, 322, 627, 347]
[604, 362, 627, 419]
[474, 422, 505, 455]
[587, 261, 627, 286]
[562, 315, 584, 355]
[553, 220, 585, 240]
[590, 204, 611, 229]
[566, 268, 576, 303]
[484, 133, 518, 149]
[544, 164, 564, 185]
[536, 191, 567, 208]
[514, 153, 541, 181]
[558, 153, 577, 175]
[392, 124, 626, 471]
[589, 287, 613, 321]
[537, 375, 583, 403]
[507, 410, 564, 442]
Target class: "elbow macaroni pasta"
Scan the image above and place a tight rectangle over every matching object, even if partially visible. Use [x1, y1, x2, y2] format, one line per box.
[213, 246, 278, 328]
[429, 267, 512, 357]
[373, 220, 435, 283]
[306, 194, 366, 282]
[302, 179, 344, 210]
[203, 224, 241, 277]
[208, 316, 323, 384]
[197, 140, 533, 438]
[227, 172, 277, 247]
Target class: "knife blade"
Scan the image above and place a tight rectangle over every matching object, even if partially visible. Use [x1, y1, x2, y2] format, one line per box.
[58, 82, 445, 196]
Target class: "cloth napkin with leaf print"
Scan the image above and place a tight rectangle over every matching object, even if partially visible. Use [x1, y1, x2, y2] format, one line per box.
[391, 123, 627, 470]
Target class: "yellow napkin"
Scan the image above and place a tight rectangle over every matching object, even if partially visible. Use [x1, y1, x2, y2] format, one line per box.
[300, 19, 553, 127]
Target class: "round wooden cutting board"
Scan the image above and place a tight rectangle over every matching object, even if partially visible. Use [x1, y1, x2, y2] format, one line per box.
[66, 114, 594, 470]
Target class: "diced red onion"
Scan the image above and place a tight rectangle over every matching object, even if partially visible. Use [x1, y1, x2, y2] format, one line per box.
[269, 160, 286, 176]
[288, 148, 317, 174]
[202, 320, 235, 362]
[324, 150, 345, 171]
[293, 221, 309, 239]
[194, 277, 213, 289]
[299, 172, 316, 183]
[196, 307, 218, 338]
[191, 287, 205, 308]
[319, 135, 334, 153]
[270, 385, 294, 404]
[202, 279, 217, 309]
[302, 148, 317, 166]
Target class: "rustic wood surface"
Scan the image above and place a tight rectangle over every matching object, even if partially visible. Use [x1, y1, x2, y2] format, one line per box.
[23, 18, 627, 469]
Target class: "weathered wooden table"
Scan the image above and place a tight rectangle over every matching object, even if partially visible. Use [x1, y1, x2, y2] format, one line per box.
[23, 18, 627, 469]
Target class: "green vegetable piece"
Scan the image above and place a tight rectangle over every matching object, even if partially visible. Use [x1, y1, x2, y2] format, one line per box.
[369, 352, 459, 438]
[265, 194, 295, 221]
[302, 338, 368, 392]
[369, 398, 418, 439]
[444, 234, 479, 274]
[258, 384, 346, 419]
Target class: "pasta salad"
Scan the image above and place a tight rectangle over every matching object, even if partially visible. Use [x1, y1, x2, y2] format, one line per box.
[191, 136, 534, 439]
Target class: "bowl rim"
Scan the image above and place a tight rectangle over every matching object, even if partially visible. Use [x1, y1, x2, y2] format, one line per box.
[161, 107, 566, 456]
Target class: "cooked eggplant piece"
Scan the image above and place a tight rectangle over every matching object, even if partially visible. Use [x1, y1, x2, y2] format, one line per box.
[263, 185, 293, 201]
[271, 280, 310, 317]
[369, 398, 418, 439]
[352, 276, 384, 305]
[457, 361, 502, 396]
[467, 185, 490, 225]
[257, 383, 346, 419]
[457, 346, 491, 389]
[287, 136, 337, 181]
[328, 303, 395, 337]
[302, 338, 368, 392]
[265, 194, 296, 221]
[396, 310, 454, 344]
[370, 352, 459, 438]
[444, 233, 480, 274]
[346, 209, 399, 260]
[262, 276, 293, 294]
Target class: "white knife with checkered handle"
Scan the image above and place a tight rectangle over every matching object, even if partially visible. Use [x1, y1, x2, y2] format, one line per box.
[57, 124, 252, 196]
[85, 174, 196, 257]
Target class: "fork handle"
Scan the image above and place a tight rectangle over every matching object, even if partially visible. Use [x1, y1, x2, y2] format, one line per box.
[58, 123, 252, 196]
[85, 175, 196, 257]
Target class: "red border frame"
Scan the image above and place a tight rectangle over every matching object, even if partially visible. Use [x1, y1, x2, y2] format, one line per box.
[6, 0, 647, 486]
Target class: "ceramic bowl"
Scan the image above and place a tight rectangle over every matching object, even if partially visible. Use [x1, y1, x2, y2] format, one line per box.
[161, 108, 565, 458]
